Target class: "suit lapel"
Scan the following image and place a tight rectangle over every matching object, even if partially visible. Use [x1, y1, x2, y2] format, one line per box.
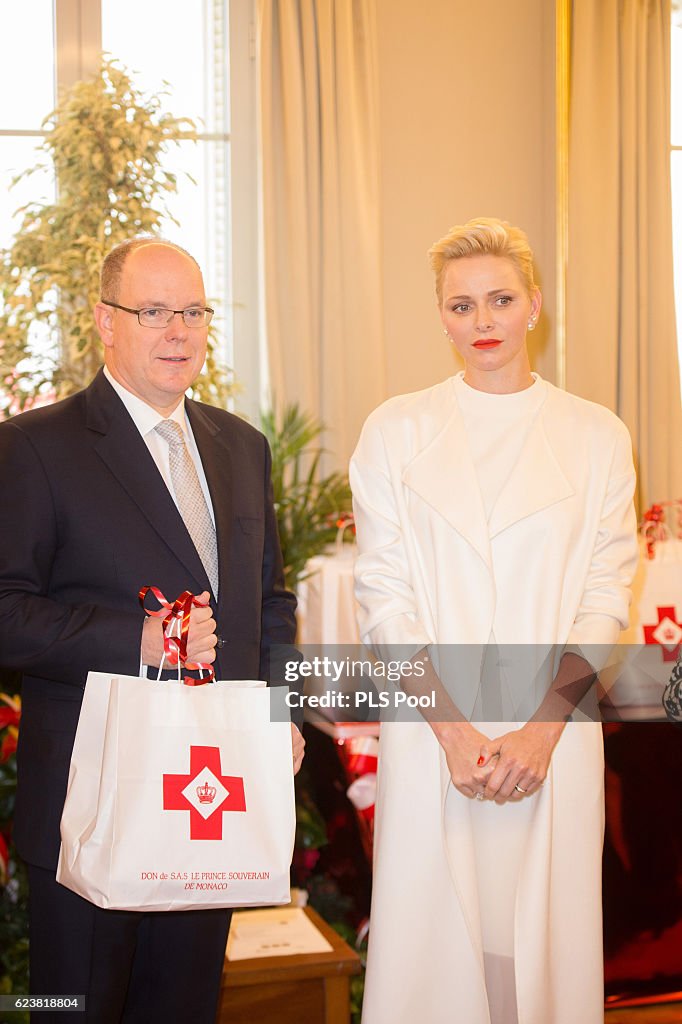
[402, 401, 492, 568]
[85, 371, 211, 591]
[186, 400, 233, 606]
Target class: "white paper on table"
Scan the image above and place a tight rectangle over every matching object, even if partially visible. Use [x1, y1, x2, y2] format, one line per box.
[226, 906, 334, 960]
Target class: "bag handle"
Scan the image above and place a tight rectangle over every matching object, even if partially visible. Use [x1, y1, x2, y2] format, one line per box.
[138, 632, 182, 684]
[139, 586, 215, 685]
[335, 513, 356, 553]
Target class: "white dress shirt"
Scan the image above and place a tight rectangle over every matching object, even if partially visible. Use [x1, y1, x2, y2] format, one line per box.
[103, 366, 215, 525]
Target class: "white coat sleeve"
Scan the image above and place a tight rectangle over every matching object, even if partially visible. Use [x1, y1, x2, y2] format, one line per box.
[566, 419, 638, 652]
[350, 415, 433, 654]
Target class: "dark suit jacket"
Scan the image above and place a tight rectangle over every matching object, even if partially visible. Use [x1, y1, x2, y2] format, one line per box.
[0, 369, 297, 869]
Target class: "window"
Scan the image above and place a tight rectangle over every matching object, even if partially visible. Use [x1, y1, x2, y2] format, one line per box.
[0, 0, 262, 418]
[672, 2, 682, 386]
[0, 1, 56, 246]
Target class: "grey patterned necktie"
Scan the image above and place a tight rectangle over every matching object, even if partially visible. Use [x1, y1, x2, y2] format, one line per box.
[155, 419, 219, 598]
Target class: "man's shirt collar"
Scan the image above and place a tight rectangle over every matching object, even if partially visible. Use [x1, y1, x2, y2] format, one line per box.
[103, 366, 188, 437]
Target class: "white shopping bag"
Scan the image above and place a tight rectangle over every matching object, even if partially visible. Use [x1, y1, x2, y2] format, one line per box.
[57, 672, 295, 911]
[624, 537, 682, 646]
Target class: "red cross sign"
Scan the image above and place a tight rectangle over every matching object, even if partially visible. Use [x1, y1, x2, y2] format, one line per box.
[163, 745, 246, 840]
[643, 605, 682, 663]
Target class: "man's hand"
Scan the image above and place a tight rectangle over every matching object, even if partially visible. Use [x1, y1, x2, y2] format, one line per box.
[140, 591, 218, 667]
[482, 721, 565, 803]
[291, 724, 305, 775]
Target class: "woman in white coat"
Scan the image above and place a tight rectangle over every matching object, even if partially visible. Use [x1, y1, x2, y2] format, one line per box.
[350, 218, 638, 1024]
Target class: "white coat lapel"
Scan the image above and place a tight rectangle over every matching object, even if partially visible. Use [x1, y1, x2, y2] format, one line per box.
[488, 413, 574, 539]
[401, 401, 492, 568]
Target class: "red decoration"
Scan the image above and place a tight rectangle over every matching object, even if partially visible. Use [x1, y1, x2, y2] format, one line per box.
[0, 693, 20, 763]
[0, 831, 8, 884]
[642, 605, 682, 662]
[163, 745, 246, 840]
[0, 731, 17, 763]
[0, 706, 19, 731]
[346, 737, 378, 776]
[334, 734, 379, 859]
[139, 586, 215, 684]
[640, 499, 682, 558]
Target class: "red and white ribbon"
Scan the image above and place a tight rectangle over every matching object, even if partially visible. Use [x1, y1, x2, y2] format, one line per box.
[139, 586, 215, 685]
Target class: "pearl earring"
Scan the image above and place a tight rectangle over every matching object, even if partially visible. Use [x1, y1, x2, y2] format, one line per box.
[527, 317, 537, 332]
[443, 328, 450, 339]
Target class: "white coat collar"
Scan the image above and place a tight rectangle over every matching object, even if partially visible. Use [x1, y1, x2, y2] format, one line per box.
[401, 376, 575, 567]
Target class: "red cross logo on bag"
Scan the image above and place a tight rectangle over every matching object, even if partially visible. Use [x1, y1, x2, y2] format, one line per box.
[643, 605, 682, 662]
[163, 746, 246, 840]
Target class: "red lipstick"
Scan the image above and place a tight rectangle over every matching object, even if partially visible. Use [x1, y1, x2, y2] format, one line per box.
[473, 339, 502, 349]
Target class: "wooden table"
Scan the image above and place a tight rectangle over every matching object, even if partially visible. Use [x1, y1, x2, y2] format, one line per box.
[218, 907, 362, 1024]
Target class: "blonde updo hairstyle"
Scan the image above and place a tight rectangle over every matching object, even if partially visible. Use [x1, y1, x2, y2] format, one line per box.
[428, 217, 537, 305]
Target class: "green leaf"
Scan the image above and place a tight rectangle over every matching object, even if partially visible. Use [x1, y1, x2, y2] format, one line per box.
[260, 402, 352, 590]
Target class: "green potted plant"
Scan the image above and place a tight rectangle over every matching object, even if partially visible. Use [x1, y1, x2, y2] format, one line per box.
[260, 403, 353, 591]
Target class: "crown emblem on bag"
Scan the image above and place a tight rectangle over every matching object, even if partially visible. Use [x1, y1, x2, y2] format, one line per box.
[164, 747, 246, 839]
[196, 781, 217, 804]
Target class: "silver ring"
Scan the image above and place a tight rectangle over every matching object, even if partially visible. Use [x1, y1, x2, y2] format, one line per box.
[475, 792, 484, 801]
[514, 784, 528, 794]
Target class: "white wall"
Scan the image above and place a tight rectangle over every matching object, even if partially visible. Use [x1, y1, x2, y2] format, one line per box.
[374, 0, 558, 403]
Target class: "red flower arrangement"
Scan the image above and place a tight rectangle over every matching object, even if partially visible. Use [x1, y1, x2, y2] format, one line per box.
[0, 693, 20, 766]
[0, 692, 21, 883]
[0, 830, 8, 885]
[0, 687, 29, 997]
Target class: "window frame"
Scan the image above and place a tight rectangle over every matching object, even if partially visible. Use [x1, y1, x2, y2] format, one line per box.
[671, 4, 682, 387]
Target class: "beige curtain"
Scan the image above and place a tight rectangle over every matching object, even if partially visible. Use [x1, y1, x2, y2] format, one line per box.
[567, 0, 682, 510]
[258, 0, 386, 468]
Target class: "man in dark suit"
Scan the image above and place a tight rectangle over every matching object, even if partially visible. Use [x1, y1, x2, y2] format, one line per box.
[0, 238, 303, 1022]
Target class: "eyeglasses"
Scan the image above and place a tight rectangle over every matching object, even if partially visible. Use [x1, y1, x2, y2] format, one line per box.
[101, 300, 214, 328]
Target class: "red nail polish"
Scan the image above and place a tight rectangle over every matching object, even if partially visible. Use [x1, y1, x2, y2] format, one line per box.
[477, 755, 485, 766]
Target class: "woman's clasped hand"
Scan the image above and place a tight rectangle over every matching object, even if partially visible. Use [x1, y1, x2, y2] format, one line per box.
[437, 720, 565, 803]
